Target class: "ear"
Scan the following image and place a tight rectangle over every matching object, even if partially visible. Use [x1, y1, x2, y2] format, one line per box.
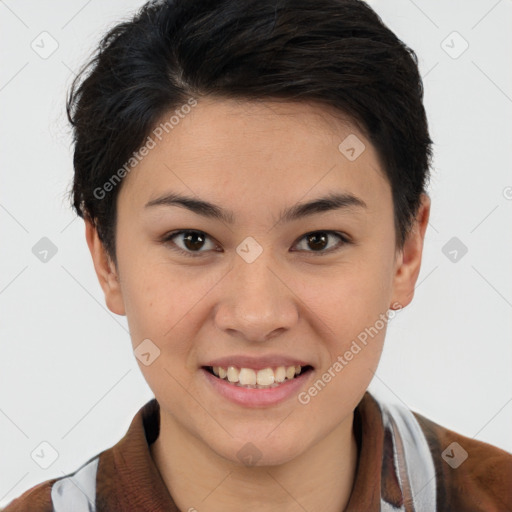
[390, 193, 431, 309]
[85, 218, 126, 316]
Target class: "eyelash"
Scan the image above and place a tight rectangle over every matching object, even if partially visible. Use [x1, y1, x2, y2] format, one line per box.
[160, 230, 352, 258]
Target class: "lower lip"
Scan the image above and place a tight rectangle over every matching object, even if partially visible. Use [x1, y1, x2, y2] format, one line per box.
[200, 368, 314, 407]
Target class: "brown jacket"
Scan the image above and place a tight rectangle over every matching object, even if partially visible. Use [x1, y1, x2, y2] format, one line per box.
[3, 392, 511, 511]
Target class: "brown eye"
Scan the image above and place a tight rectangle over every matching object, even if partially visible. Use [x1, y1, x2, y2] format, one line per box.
[306, 233, 329, 251]
[162, 229, 350, 258]
[293, 231, 349, 255]
[182, 231, 206, 251]
[162, 230, 218, 257]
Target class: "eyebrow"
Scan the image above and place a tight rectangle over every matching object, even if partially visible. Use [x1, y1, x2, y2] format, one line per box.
[144, 191, 367, 225]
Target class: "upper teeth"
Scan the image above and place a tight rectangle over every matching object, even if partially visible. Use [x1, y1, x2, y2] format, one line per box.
[212, 365, 302, 386]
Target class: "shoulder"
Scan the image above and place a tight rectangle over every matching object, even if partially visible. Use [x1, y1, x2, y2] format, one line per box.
[413, 411, 512, 512]
[366, 393, 512, 512]
[1, 398, 158, 512]
[1, 455, 100, 512]
[1, 479, 56, 512]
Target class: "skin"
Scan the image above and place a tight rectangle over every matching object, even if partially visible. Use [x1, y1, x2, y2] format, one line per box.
[86, 97, 430, 512]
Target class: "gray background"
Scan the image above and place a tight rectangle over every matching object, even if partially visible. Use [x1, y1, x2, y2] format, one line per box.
[1, 0, 511, 506]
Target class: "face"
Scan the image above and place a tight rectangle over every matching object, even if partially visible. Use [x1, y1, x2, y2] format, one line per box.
[87, 97, 429, 466]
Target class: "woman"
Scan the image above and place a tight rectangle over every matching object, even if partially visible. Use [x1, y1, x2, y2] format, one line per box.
[4, 0, 511, 510]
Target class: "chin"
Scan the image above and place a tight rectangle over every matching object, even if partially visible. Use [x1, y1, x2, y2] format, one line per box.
[209, 431, 309, 468]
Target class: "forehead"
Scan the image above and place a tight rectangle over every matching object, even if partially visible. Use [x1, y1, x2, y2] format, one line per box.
[117, 98, 389, 217]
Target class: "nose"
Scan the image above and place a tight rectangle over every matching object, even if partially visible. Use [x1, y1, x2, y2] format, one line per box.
[214, 250, 299, 343]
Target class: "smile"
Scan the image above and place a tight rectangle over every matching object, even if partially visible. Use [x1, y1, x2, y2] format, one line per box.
[204, 365, 314, 389]
[200, 355, 315, 407]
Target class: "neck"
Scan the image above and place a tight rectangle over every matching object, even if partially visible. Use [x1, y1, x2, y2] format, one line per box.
[150, 410, 358, 512]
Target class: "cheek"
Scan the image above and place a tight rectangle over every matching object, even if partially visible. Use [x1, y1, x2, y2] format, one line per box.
[298, 272, 389, 416]
[118, 254, 182, 344]
[120, 265, 204, 399]
[119, 256, 225, 361]
[297, 256, 393, 342]
[292, 258, 393, 409]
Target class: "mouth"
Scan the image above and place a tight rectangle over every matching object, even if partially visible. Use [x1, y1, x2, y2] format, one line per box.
[202, 364, 314, 389]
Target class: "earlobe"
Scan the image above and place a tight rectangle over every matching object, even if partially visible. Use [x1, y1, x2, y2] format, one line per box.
[84, 218, 126, 316]
[390, 193, 431, 309]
